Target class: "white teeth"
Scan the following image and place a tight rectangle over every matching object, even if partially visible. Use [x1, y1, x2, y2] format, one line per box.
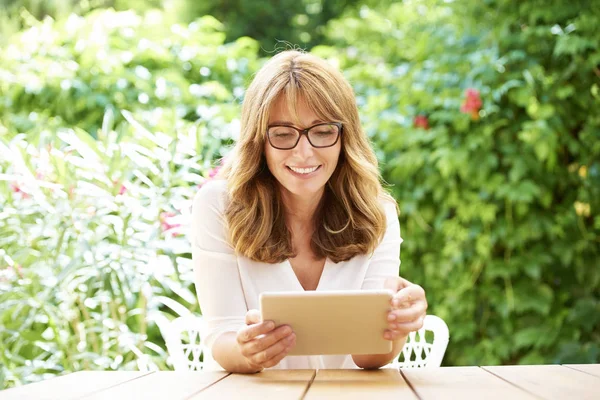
[289, 166, 319, 174]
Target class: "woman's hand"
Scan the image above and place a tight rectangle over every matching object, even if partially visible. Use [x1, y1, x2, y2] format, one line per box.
[384, 276, 428, 341]
[236, 309, 296, 371]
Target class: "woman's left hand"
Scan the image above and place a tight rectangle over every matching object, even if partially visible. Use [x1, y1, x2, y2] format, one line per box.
[383, 276, 428, 341]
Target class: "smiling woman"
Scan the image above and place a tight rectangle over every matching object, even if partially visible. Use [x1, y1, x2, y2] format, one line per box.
[191, 50, 428, 373]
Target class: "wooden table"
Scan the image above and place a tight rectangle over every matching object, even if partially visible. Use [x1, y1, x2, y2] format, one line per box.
[1, 364, 599, 399]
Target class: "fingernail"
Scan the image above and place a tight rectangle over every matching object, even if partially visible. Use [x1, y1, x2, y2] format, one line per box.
[393, 299, 400, 307]
[388, 314, 396, 321]
[384, 331, 391, 340]
[266, 321, 275, 330]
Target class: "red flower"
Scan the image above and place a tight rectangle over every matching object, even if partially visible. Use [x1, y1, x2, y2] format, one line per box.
[413, 115, 429, 130]
[460, 88, 482, 120]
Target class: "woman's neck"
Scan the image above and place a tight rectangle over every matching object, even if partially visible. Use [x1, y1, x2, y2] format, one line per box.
[280, 187, 324, 230]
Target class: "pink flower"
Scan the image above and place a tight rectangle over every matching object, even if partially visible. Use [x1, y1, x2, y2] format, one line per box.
[413, 115, 430, 130]
[113, 180, 127, 195]
[460, 88, 482, 120]
[198, 158, 227, 189]
[160, 211, 182, 234]
[11, 182, 30, 199]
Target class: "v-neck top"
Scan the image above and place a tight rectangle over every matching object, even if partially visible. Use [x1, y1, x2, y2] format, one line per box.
[191, 179, 403, 370]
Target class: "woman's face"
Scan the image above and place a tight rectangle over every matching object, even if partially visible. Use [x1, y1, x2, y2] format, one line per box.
[264, 95, 341, 198]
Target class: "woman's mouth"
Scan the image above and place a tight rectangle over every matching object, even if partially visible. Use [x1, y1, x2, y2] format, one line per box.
[286, 165, 322, 178]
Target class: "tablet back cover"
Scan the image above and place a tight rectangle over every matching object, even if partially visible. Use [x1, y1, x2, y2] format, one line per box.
[260, 290, 393, 356]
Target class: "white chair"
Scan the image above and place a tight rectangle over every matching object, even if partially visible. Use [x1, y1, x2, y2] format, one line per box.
[161, 315, 206, 371]
[161, 314, 449, 371]
[392, 314, 449, 368]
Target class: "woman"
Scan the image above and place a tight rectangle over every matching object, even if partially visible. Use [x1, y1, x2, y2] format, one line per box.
[191, 50, 427, 373]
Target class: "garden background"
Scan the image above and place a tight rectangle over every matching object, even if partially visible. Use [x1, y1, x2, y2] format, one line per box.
[0, 0, 599, 390]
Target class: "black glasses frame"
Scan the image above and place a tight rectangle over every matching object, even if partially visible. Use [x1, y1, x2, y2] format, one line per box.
[266, 122, 343, 150]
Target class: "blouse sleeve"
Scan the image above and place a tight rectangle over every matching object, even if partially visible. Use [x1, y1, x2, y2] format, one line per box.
[191, 180, 247, 351]
[361, 198, 403, 290]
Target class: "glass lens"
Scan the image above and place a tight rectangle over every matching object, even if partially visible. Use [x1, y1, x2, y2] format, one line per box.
[268, 126, 299, 149]
[308, 124, 339, 147]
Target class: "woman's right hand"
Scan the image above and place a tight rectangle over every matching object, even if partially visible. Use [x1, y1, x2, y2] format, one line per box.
[236, 309, 296, 371]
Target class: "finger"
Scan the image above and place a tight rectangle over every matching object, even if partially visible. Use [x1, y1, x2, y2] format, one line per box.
[250, 333, 296, 366]
[384, 277, 402, 292]
[391, 315, 425, 334]
[237, 320, 275, 344]
[392, 285, 425, 307]
[261, 335, 297, 368]
[245, 325, 293, 355]
[245, 309, 261, 325]
[388, 305, 427, 323]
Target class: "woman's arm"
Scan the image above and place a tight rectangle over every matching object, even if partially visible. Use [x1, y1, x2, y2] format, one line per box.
[191, 181, 247, 368]
[352, 199, 427, 368]
[212, 310, 296, 373]
[192, 181, 296, 372]
[353, 276, 427, 368]
[352, 336, 408, 369]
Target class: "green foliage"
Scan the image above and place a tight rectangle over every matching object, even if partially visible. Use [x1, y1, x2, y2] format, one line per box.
[172, 0, 361, 54]
[315, 0, 600, 366]
[0, 0, 363, 55]
[0, 10, 259, 389]
[0, 9, 259, 136]
[1, 0, 599, 389]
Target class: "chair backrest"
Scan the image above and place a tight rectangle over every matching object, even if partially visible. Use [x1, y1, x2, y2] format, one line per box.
[161, 314, 449, 371]
[161, 316, 205, 371]
[392, 314, 449, 368]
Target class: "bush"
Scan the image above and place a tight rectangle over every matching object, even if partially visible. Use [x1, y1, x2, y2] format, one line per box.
[2, 0, 599, 389]
[315, 0, 600, 365]
[0, 10, 259, 388]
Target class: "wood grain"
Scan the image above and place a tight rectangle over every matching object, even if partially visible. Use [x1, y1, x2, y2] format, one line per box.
[78, 371, 229, 400]
[401, 367, 536, 400]
[563, 364, 600, 379]
[484, 364, 600, 400]
[0, 371, 150, 400]
[304, 368, 417, 399]
[188, 369, 315, 400]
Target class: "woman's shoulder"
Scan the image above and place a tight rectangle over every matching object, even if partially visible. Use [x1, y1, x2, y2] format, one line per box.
[377, 192, 398, 218]
[193, 179, 229, 213]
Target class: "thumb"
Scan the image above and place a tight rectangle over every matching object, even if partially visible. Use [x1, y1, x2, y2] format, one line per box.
[384, 276, 403, 292]
[245, 309, 261, 325]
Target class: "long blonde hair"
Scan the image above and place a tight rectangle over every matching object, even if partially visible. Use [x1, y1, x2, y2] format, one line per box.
[220, 50, 395, 263]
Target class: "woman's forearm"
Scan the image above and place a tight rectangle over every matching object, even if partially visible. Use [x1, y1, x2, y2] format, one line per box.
[352, 335, 407, 369]
[211, 332, 262, 373]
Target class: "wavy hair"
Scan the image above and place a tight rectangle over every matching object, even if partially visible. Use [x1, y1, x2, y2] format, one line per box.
[220, 50, 395, 263]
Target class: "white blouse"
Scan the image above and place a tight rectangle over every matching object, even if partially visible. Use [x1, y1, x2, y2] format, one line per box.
[191, 179, 403, 370]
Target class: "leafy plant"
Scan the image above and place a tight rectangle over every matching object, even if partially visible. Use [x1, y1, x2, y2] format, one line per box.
[0, 10, 258, 389]
[315, 0, 600, 365]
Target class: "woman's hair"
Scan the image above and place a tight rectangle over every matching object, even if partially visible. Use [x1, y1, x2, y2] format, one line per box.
[220, 50, 395, 263]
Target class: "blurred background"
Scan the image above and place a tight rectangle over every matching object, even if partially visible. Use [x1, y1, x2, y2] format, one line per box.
[0, 0, 599, 390]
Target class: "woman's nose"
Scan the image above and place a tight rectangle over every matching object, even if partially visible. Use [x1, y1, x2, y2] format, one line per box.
[293, 134, 314, 157]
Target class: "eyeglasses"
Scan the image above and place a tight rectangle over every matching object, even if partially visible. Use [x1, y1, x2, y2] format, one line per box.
[266, 122, 342, 150]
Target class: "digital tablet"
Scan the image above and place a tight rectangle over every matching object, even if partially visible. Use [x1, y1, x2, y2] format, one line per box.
[259, 290, 393, 356]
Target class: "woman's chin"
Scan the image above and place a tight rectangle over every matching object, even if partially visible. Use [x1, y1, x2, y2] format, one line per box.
[281, 181, 326, 197]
